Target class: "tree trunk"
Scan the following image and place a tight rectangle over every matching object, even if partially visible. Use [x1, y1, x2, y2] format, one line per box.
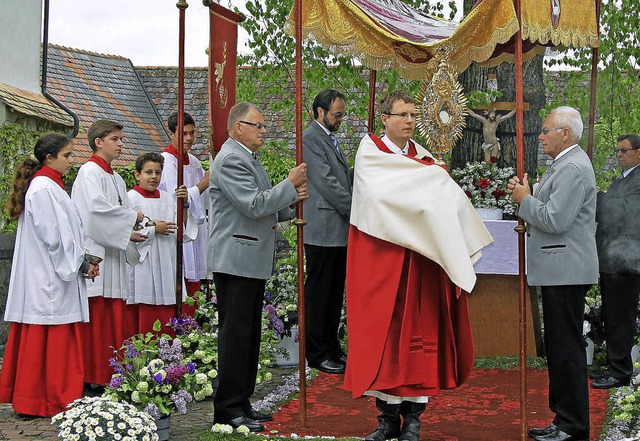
[451, 0, 545, 177]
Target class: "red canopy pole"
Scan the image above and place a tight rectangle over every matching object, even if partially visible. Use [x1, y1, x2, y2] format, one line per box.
[368, 69, 377, 132]
[293, 0, 308, 428]
[513, 0, 528, 439]
[587, 0, 601, 160]
[175, 0, 188, 317]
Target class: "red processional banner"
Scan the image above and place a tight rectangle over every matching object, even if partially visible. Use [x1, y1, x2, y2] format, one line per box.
[208, 3, 242, 153]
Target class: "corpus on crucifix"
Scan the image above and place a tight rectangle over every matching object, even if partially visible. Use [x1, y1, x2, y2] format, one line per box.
[467, 108, 516, 163]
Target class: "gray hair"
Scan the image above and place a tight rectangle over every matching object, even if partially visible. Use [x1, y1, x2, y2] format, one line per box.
[550, 106, 583, 142]
[227, 102, 262, 131]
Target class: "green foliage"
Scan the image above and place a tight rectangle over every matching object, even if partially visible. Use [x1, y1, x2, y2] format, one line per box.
[466, 89, 503, 109]
[473, 356, 547, 369]
[0, 123, 48, 232]
[258, 140, 296, 186]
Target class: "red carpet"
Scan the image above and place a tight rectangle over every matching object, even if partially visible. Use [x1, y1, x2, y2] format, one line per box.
[267, 369, 609, 440]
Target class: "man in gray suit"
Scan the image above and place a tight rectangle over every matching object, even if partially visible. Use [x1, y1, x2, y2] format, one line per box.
[303, 89, 352, 374]
[508, 106, 598, 441]
[208, 102, 308, 431]
[590, 134, 640, 389]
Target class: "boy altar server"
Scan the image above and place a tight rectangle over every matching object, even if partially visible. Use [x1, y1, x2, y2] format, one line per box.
[71, 120, 147, 386]
[126, 152, 195, 335]
[159, 112, 209, 312]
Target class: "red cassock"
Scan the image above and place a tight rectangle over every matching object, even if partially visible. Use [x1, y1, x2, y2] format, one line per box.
[343, 228, 475, 398]
[0, 323, 84, 417]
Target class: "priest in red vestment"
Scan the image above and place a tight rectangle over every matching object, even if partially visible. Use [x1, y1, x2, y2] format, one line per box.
[344, 91, 493, 441]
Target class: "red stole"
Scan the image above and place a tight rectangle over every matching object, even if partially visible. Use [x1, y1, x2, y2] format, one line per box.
[163, 144, 190, 165]
[343, 227, 474, 398]
[132, 185, 160, 199]
[87, 155, 114, 174]
[33, 166, 65, 190]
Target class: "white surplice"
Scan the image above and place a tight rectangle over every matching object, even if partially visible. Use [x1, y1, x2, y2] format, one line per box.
[4, 176, 89, 324]
[71, 162, 137, 299]
[159, 151, 208, 281]
[126, 190, 196, 305]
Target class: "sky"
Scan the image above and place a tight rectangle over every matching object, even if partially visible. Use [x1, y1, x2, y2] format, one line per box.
[48, 0, 249, 67]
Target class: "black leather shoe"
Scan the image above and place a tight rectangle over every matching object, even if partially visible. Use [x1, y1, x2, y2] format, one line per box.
[588, 369, 608, 380]
[528, 424, 557, 438]
[533, 429, 588, 441]
[334, 353, 347, 365]
[364, 421, 401, 441]
[246, 408, 273, 422]
[215, 416, 265, 432]
[591, 375, 630, 389]
[309, 359, 345, 374]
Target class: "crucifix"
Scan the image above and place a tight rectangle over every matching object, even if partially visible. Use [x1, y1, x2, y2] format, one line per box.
[468, 74, 530, 163]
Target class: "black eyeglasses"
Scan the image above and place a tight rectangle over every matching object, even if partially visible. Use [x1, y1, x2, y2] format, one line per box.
[239, 120, 266, 130]
[384, 112, 417, 120]
[329, 111, 347, 119]
[613, 147, 639, 154]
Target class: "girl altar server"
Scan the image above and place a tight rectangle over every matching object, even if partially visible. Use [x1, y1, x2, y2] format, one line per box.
[0, 133, 99, 417]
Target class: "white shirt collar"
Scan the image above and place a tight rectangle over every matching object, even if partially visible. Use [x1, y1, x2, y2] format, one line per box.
[231, 137, 255, 157]
[553, 144, 578, 162]
[381, 135, 410, 155]
[315, 120, 332, 136]
[623, 164, 640, 177]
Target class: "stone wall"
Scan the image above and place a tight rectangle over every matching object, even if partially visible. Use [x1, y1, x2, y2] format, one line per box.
[0, 234, 15, 347]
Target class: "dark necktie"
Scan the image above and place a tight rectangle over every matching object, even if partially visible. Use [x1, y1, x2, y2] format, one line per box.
[330, 133, 340, 152]
[252, 152, 257, 159]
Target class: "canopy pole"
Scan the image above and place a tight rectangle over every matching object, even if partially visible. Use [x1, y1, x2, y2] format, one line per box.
[587, 0, 601, 160]
[175, 0, 188, 317]
[368, 69, 377, 132]
[293, 0, 308, 428]
[512, 0, 528, 439]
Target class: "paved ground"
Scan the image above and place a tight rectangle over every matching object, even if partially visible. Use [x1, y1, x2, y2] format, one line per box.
[0, 348, 296, 441]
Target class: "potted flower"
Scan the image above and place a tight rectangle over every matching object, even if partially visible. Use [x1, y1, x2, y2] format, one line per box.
[51, 396, 159, 440]
[264, 248, 299, 340]
[103, 321, 198, 440]
[451, 161, 517, 219]
[166, 313, 218, 402]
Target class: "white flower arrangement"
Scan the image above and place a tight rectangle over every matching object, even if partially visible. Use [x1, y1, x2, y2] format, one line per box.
[51, 396, 159, 441]
[451, 162, 517, 215]
[210, 423, 250, 436]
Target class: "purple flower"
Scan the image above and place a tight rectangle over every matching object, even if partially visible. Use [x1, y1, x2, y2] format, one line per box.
[165, 365, 189, 386]
[154, 373, 164, 383]
[187, 362, 196, 374]
[108, 375, 124, 388]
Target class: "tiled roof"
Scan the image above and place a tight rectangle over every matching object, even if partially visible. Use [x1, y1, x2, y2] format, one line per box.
[135, 67, 210, 158]
[0, 82, 74, 127]
[45, 45, 169, 167]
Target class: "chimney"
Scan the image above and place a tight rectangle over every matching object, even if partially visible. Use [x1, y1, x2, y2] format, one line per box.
[0, 0, 42, 93]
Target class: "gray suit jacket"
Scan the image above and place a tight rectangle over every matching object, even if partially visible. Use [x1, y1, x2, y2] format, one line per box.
[302, 121, 352, 246]
[596, 166, 640, 274]
[207, 137, 299, 280]
[518, 146, 599, 286]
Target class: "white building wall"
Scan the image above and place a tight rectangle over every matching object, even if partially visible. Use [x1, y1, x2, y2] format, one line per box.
[0, 0, 42, 93]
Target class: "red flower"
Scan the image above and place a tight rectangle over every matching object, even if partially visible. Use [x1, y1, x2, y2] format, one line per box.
[465, 190, 472, 199]
[477, 178, 491, 189]
[492, 189, 506, 200]
[490, 155, 498, 163]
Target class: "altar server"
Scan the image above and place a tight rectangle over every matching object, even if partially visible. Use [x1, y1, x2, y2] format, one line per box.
[71, 120, 146, 386]
[0, 133, 99, 417]
[159, 112, 209, 314]
[126, 152, 195, 335]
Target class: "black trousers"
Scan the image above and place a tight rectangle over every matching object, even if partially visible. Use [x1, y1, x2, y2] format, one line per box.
[304, 244, 347, 364]
[213, 272, 265, 421]
[541, 285, 590, 439]
[601, 272, 640, 380]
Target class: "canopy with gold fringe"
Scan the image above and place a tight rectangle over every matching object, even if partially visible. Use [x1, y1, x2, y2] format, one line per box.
[285, 0, 599, 78]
